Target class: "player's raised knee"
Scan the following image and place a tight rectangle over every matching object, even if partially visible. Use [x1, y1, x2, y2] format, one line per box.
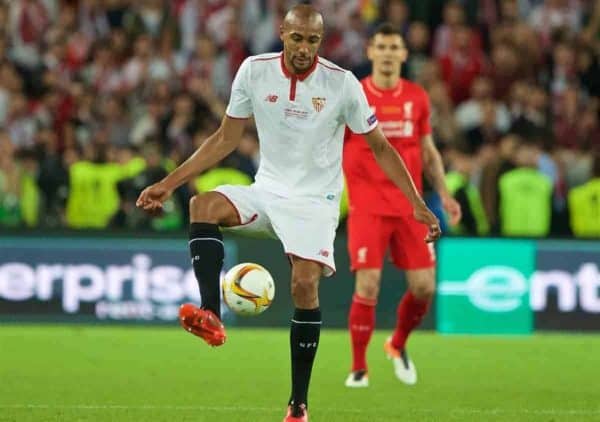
[189, 193, 223, 224]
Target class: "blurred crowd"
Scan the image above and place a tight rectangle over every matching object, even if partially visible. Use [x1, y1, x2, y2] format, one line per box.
[0, 0, 599, 237]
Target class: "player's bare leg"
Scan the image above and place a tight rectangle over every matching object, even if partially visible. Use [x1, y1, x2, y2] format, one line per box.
[179, 192, 240, 347]
[285, 256, 322, 422]
[385, 267, 435, 385]
[345, 268, 381, 388]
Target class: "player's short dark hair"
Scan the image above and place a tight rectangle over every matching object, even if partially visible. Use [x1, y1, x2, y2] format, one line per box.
[370, 22, 403, 40]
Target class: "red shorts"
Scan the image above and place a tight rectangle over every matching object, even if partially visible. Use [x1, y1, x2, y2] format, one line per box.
[347, 213, 436, 271]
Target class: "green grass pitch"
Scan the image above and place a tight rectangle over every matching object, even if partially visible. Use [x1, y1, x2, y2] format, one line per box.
[1, 326, 599, 421]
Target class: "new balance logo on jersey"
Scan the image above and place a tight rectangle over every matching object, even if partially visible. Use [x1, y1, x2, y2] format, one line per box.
[265, 94, 278, 103]
[367, 114, 377, 125]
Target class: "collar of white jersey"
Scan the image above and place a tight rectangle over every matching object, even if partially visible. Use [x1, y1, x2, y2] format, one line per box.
[279, 52, 319, 81]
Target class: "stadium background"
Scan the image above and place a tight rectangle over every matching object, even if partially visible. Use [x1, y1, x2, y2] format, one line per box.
[1, 1, 599, 421]
[0, 0, 600, 332]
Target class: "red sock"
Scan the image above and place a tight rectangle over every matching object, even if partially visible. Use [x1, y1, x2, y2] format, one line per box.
[391, 291, 430, 351]
[348, 294, 376, 372]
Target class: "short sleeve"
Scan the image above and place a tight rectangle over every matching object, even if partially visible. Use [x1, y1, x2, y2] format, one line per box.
[226, 58, 253, 119]
[420, 91, 432, 136]
[342, 72, 378, 134]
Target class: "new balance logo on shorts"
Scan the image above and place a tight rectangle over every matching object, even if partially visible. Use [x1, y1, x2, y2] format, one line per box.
[318, 249, 330, 257]
[265, 94, 278, 103]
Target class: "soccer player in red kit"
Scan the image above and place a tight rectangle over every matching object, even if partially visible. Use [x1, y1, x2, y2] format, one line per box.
[343, 23, 462, 387]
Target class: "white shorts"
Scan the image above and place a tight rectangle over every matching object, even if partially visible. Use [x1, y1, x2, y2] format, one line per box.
[214, 184, 339, 276]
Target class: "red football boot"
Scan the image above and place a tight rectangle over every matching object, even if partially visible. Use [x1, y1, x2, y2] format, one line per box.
[178, 303, 226, 347]
[283, 404, 308, 422]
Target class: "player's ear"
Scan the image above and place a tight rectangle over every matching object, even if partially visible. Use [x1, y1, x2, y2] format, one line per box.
[399, 46, 408, 62]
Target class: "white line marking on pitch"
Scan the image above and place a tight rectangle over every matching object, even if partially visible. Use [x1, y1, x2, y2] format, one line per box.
[0, 405, 598, 416]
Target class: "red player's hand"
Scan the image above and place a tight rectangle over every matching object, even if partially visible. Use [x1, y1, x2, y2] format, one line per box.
[413, 201, 441, 243]
[442, 195, 462, 226]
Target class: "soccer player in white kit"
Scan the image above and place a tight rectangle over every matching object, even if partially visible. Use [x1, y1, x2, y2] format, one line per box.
[136, 5, 440, 422]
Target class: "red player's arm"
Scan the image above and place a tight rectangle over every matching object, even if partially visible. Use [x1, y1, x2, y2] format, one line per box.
[421, 134, 462, 225]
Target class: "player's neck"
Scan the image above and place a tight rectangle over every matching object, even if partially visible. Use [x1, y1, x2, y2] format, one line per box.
[371, 73, 400, 90]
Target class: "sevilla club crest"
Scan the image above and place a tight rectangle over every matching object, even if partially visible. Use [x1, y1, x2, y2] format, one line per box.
[312, 97, 326, 112]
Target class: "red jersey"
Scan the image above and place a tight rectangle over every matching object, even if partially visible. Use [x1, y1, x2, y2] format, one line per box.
[343, 77, 431, 216]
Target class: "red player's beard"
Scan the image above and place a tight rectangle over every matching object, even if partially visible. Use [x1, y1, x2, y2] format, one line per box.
[377, 60, 399, 77]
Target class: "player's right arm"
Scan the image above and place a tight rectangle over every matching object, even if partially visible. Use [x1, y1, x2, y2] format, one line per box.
[136, 116, 246, 213]
[137, 57, 254, 213]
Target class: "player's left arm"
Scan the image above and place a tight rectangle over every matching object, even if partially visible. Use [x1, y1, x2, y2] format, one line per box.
[421, 134, 462, 226]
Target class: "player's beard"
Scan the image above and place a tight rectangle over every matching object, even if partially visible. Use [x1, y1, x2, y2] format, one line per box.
[292, 54, 312, 73]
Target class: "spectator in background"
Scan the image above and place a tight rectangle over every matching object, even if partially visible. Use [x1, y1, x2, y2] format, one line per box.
[35, 126, 68, 227]
[331, 11, 368, 70]
[549, 40, 577, 100]
[130, 97, 164, 147]
[427, 79, 459, 148]
[378, 0, 410, 35]
[161, 92, 198, 160]
[179, 34, 231, 100]
[100, 96, 131, 149]
[432, 1, 467, 58]
[576, 45, 600, 98]
[445, 141, 489, 236]
[82, 43, 122, 95]
[512, 83, 550, 132]
[7, 0, 51, 69]
[464, 99, 506, 150]
[439, 25, 486, 104]
[498, 138, 553, 236]
[456, 76, 511, 133]
[6, 93, 37, 150]
[123, 0, 179, 45]
[122, 34, 172, 93]
[529, 0, 582, 49]
[0, 130, 20, 227]
[554, 84, 583, 150]
[78, 0, 111, 42]
[405, 21, 431, 81]
[568, 153, 600, 237]
[487, 41, 525, 102]
[480, 134, 519, 232]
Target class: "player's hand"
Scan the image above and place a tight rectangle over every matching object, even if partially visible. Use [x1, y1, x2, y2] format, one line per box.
[441, 194, 462, 226]
[413, 201, 441, 243]
[136, 182, 172, 215]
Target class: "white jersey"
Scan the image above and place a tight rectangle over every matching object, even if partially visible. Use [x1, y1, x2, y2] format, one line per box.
[226, 52, 378, 203]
